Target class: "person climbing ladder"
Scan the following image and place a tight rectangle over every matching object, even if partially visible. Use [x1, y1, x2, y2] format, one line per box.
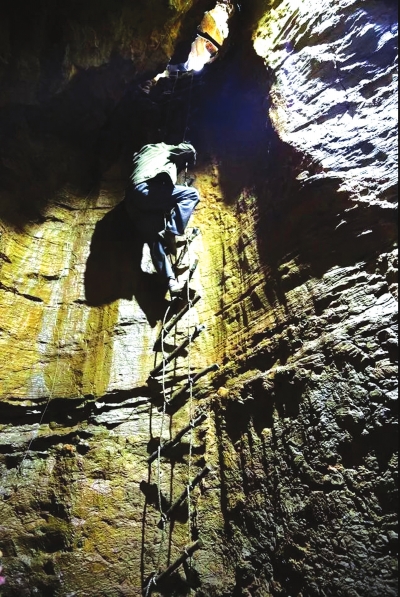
[124, 141, 200, 295]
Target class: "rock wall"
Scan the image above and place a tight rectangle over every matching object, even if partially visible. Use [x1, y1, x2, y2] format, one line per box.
[0, 1, 398, 596]
[201, 1, 398, 595]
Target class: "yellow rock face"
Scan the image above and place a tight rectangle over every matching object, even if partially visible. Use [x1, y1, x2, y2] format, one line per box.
[0, 157, 278, 401]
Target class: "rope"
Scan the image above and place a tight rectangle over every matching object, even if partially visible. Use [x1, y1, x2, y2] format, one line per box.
[163, 68, 194, 144]
[145, 574, 157, 597]
[154, 303, 171, 573]
[185, 236, 195, 594]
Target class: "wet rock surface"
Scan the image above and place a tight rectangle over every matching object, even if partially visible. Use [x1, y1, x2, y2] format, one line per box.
[0, 0, 398, 596]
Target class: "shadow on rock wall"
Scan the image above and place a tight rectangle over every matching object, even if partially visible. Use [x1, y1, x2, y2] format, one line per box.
[191, 36, 271, 205]
[84, 202, 168, 327]
[0, 56, 160, 229]
[191, 35, 397, 278]
[255, 144, 398, 280]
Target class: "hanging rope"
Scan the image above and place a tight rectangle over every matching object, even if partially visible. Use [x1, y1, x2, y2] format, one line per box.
[144, 574, 157, 597]
[143, 116, 203, 586]
[184, 232, 196, 594]
[154, 303, 172, 573]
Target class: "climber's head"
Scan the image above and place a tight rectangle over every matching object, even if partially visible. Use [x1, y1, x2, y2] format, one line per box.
[178, 142, 197, 166]
[170, 142, 196, 170]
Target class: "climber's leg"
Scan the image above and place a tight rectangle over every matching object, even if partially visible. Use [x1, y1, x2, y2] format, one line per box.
[125, 182, 199, 234]
[124, 181, 199, 293]
[149, 239, 187, 295]
[127, 181, 177, 213]
[165, 186, 200, 236]
[149, 237, 174, 282]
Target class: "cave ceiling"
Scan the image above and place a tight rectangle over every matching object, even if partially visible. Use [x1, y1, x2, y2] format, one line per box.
[0, 0, 236, 227]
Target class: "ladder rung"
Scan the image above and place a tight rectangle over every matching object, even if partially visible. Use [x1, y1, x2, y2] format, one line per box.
[143, 539, 203, 595]
[173, 227, 200, 270]
[153, 293, 201, 351]
[149, 324, 205, 378]
[165, 363, 219, 414]
[158, 465, 212, 527]
[147, 411, 207, 464]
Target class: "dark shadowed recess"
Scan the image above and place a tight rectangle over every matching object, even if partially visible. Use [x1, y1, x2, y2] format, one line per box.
[0, 56, 137, 229]
[84, 201, 169, 326]
[0, 0, 216, 229]
[188, 9, 397, 281]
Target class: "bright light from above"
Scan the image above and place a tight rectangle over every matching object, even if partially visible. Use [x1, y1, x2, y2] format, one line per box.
[187, 52, 211, 72]
[186, 38, 213, 72]
[153, 1, 233, 78]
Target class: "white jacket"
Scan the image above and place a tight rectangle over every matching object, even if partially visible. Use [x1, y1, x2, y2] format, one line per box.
[130, 142, 196, 186]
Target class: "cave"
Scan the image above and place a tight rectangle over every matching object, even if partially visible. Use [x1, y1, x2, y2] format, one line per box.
[0, 1, 398, 596]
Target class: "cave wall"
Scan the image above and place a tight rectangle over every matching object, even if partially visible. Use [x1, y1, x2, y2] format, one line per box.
[0, 0, 398, 596]
[199, 2, 398, 595]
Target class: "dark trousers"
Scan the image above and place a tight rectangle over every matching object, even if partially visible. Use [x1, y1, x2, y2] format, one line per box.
[124, 180, 200, 281]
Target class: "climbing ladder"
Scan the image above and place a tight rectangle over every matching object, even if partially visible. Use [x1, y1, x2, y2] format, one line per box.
[142, 226, 218, 596]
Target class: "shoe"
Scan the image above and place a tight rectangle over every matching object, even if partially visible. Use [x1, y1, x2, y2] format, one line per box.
[160, 230, 177, 256]
[184, 177, 195, 187]
[188, 227, 200, 240]
[176, 237, 187, 248]
[168, 277, 186, 296]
